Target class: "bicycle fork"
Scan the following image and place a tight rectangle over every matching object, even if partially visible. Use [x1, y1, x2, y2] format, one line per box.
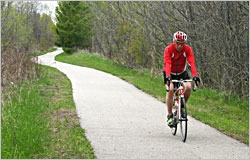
[178, 85, 184, 121]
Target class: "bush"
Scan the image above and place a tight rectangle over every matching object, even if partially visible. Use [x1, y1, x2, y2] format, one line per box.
[54, 41, 62, 47]
[62, 47, 76, 54]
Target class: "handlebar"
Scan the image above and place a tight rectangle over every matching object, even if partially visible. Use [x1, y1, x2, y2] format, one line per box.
[166, 79, 197, 92]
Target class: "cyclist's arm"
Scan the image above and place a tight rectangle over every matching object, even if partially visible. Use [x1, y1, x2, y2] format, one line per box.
[164, 47, 172, 77]
[186, 47, 198, 77]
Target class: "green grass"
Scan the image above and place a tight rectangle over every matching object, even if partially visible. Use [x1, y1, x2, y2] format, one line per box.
[188, 89, 249, 144]
[56, 51, 249, 145]
[1, 53, 96, 158]
[1, 79, 51, 158]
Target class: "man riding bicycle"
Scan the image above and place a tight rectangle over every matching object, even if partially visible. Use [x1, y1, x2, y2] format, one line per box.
[163, 31, 200, 127]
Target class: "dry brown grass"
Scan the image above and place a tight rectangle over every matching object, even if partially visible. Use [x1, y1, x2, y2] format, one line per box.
[1, 49, 42, 89]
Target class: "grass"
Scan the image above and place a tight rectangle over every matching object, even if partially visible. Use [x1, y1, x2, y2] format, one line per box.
[188, 89, 249, 144]
[1, 79, 51, 158]
[55, 51, 249, 145]
[1, 51, 96, 158]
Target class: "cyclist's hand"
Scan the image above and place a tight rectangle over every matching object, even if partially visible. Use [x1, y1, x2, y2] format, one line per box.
[193, 76, 200, 86]
[165, 76, 171, 91]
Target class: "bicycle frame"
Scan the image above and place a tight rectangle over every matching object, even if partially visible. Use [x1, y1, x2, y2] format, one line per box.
[173, 83, 183, 122]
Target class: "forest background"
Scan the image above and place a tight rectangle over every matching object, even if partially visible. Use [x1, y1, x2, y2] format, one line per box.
[1, 1, 249, 100]
[55, 1, 249, 99]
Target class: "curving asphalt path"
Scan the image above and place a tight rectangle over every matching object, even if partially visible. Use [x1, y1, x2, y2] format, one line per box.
[36, 48, 249, 159]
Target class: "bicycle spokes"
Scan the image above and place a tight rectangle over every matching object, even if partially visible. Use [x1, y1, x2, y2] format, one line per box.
[179, 98, 187, 142]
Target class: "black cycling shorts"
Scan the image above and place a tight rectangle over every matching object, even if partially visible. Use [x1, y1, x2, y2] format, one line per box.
[171, 71, 190, 80]
[163, 71, 190, 85]
[171, 71, 190, 90]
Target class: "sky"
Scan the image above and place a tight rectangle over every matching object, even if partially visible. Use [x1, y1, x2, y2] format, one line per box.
[39, 1, 59, 22]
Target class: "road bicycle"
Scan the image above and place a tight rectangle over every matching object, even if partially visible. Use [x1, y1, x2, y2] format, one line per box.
[166, 79, 197, 142]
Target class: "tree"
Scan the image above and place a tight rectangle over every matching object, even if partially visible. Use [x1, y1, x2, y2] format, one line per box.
[55, 1, 93, 54]
[88, 1, 249, 98]
[1, 1, 56, 87]
[1, 1, 56, 53]
[40, 14, 56, 50]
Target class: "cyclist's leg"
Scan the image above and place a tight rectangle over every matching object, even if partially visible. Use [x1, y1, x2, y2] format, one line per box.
[184, 82, 192, 102]
[166, 82, 174, 116]
[181, 71, 191, 103]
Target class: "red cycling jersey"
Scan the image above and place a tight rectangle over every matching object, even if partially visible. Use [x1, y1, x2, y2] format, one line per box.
[164, 43, 198, 77]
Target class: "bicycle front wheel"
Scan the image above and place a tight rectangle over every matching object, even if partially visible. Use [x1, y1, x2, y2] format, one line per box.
[171, 119, 177, 135]
[179, 97, 188, 142]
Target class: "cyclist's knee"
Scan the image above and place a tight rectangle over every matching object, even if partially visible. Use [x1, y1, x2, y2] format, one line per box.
[185, 82, 192, 92]
[167, 83, 174, 95]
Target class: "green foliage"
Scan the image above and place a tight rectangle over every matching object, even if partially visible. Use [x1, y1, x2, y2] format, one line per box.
[55, 1, 93, 54]
[1, 2, 56, 53]
[62, 47, 76, 54]
[40, 14, 56, 50]
[128, 27, 149, 65]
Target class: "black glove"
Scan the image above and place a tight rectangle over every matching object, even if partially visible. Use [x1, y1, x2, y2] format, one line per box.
[193, 76, 200, 86]
[166, 76, 172, 86]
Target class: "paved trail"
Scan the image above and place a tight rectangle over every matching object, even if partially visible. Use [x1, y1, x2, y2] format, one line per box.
[37, 48, 249, 159]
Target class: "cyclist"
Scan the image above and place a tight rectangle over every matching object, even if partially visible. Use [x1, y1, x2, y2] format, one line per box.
[163, 31, 200, 127]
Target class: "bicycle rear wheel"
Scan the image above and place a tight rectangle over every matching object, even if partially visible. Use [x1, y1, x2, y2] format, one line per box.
[179, 97, 188, 142]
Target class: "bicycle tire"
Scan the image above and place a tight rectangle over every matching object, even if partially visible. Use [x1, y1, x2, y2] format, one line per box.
[171, 119, 177, 135]
[171, 108, 177, 135]
[180, 97, 188, 142]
